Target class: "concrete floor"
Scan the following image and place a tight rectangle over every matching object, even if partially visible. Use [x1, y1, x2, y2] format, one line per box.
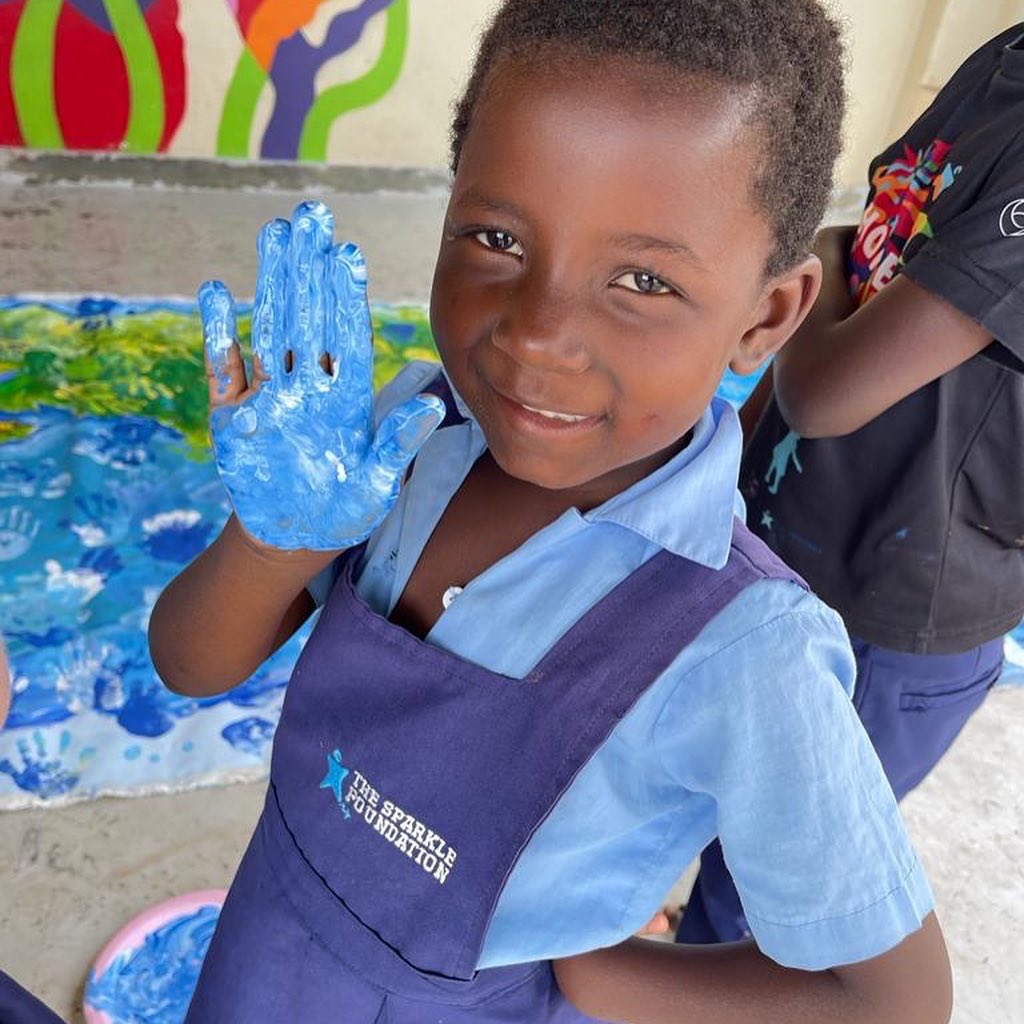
[0, 151, 1022, 1023]
[0, 150, 451, 303]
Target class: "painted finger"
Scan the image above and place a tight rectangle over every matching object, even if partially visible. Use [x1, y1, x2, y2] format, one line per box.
[199, 280, 245, 405]
[367, 393, 446, 483]
[329, 240, 374, 422]
[286, 200, 334, 389]
[252, 218, 291, 379]
[204, 340, 250, 409]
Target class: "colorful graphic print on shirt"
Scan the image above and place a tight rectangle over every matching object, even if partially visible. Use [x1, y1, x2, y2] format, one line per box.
[848, 139, 962, 306]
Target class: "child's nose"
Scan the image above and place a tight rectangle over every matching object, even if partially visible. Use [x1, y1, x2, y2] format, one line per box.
[491, 275, 590, 374]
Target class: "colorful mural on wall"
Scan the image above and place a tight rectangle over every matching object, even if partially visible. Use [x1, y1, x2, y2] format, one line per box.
[220, 0, 408, 161]
[0, 0, 408, 161]
[0, 0, 185, 152]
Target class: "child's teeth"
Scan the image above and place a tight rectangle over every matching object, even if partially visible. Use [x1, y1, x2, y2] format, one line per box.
[522, 403, 588, 422]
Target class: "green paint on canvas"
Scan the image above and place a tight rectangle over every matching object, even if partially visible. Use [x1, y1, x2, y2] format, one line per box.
[0, 303, 439, 457]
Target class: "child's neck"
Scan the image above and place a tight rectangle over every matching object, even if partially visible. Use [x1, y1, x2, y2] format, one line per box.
[389, 453, 577, 638]
[389, 436, 688, 639]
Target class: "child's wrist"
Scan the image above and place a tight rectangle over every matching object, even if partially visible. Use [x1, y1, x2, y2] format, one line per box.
[220, 514, 342, 582]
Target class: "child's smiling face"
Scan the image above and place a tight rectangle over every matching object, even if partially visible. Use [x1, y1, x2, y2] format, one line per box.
[431, 55, 815, 499]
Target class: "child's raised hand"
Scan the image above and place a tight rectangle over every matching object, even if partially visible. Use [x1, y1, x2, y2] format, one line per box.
[199, 200, 445, 552]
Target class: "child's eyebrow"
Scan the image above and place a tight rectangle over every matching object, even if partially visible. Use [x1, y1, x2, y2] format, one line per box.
[451, 187, 525, 221]
[611, 232, 708, 272]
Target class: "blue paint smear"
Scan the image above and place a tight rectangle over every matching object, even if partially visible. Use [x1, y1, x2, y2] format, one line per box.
[0, 400, 301, 750]
[85, 904, 220, 1024]
[143, 519, 213, 564]
[221, 716, 276, 758]
[380, 321, 416, 344]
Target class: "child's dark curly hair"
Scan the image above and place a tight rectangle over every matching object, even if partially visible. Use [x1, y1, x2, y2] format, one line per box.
[451, 0, 846, 277]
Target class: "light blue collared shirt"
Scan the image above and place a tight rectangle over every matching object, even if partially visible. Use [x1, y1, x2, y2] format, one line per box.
[310, 362, 934, 971]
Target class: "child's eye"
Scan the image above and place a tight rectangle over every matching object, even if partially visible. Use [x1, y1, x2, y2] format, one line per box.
[612, 271, 675, 295]
[474, 230, 523, 256]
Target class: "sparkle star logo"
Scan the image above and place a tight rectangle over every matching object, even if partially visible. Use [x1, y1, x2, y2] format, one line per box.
[320, 748, 352, 820]
[999, 199, 1024, 237]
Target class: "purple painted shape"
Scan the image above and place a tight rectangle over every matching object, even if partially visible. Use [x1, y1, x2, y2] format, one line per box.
[260, 0, 396, 160]
[65, 0, 160, 34]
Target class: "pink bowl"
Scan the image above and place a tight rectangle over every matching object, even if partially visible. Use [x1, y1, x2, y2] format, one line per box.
[83, 889, 227, 1024]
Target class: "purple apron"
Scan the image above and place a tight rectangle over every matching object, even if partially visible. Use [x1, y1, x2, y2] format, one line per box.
[186, 388, 803, 1022]
[0, 971, 65, 1024]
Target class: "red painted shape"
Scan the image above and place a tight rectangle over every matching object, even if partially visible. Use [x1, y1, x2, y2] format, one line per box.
[0, 1, 27, 146]
[146, 0, 185, 150]
[236, 0, 264, 39]
[54, 2, 130, 149]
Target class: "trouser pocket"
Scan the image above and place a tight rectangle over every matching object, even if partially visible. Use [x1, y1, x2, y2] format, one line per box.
[850, 637, 1002, 799]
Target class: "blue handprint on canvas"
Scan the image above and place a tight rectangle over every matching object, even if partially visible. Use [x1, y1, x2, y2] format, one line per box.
[0, 506, 40, 562]
[0, 729, 81, 798]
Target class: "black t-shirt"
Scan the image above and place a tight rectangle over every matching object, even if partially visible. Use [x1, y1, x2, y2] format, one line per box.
[742, 25, 1024, 654]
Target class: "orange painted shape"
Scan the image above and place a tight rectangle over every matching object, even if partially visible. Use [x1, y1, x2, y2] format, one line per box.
[247, 0, 325, 71]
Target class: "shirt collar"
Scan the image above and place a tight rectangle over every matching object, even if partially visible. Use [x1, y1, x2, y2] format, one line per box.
[442, 367, 476, 423]
[441, 369, 741, 569]
[587, 397, 742, 568]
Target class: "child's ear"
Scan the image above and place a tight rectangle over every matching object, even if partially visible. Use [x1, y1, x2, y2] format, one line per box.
[729, 255, 822, 375]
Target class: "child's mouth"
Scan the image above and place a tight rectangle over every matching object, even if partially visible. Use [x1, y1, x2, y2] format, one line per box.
[493, 389, 603, 433]
[518, 402, 591, 424]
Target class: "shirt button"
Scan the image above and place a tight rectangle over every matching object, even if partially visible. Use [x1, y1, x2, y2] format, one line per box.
[441, 585, 464, 610]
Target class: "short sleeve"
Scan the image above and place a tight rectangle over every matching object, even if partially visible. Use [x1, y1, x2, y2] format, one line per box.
[903, 132, 1024, 367]
[305, 359, 442, 607]
[655, 586, 934, 969]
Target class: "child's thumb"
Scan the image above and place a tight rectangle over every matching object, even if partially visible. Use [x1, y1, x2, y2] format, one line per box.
[368, 393, 446, 483]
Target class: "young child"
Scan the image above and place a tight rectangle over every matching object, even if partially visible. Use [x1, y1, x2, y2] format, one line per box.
[681, 22, 1024, 948]
[150, 2, 953, 1021]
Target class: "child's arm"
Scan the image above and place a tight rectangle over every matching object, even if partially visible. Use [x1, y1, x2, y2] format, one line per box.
[149, 202, 444, 697]
[554, 910, 951, 1024]
[149, 515, 329, 696]
[771, 222, 994, 439]
[550, 588, 951, 1024]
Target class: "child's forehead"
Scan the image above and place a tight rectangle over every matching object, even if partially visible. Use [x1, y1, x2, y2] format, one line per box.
[464, 54, 763, 198]
[475, 49, 761, 152]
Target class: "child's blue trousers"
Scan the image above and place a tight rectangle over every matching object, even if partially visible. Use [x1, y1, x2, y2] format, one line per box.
[678, 634, 1005, 944]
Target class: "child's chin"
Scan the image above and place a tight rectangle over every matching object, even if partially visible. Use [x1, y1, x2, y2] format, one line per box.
[490, 445, 603, 492]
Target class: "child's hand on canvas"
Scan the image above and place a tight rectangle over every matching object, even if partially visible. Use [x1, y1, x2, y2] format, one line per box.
[199, 200, 445, 552]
